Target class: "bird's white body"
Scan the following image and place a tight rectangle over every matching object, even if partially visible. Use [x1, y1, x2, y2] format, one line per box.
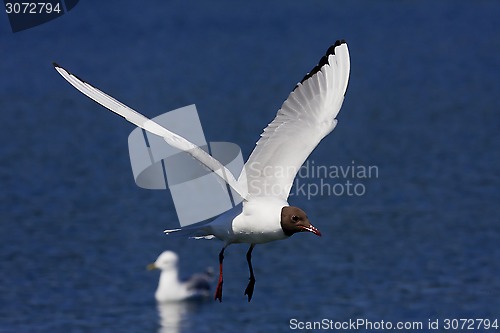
[155, 266, 193, 303]
[207, 197, 289, 245]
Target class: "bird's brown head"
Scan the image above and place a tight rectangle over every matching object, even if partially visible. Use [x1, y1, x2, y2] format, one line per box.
[280, 206, 321, 237]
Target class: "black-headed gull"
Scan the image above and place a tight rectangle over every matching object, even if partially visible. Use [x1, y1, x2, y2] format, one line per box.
[147, 251, 213, 302]
[53, 39, 350, 302]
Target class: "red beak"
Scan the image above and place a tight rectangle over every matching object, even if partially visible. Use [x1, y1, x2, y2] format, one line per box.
[300, 224, 322, 237]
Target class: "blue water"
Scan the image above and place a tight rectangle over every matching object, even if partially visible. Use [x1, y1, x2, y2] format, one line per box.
[1, 1, 499, 332]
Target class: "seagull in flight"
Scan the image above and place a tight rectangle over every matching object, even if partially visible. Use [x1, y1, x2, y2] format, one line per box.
[53, 39, 350, 302]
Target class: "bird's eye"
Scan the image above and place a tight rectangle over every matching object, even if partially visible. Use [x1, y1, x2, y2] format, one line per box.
[291, 215, 299, 222]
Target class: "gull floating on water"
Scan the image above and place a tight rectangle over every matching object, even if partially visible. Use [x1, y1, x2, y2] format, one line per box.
[53, 39, 350, 302]
[147, 251, 213, 302]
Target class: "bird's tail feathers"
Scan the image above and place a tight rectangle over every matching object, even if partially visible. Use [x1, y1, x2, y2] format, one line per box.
[164, 224, 214, 240]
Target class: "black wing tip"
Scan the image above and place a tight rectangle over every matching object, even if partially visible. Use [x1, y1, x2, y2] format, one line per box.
[52, 62, 73, 77]
[327, 39, 346, 56]
[294, 39, 347, 90]
[52, 63, 89, 84]
[335, 39, 347, 47]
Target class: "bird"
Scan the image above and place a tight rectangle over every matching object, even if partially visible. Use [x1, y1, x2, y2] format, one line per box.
[53, 39, 350, 302]
[147, 250, 214, 302]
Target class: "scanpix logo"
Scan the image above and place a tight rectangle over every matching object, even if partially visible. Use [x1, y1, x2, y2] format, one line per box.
[4, 0, 79, 32]
[128, 105, 245, 227]
[128, 105, 379, 227]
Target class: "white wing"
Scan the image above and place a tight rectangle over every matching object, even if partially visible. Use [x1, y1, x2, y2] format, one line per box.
[53, 64, 247, 200]
[239, 40, 350, 200]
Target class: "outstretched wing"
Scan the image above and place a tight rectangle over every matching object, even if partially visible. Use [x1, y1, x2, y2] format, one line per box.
[238, 40, 350, 200]
[53, 64, 247, 200]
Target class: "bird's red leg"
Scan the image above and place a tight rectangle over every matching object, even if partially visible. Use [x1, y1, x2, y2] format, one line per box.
[244, 244, 256, 302]
[214, 246, 226, 302]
